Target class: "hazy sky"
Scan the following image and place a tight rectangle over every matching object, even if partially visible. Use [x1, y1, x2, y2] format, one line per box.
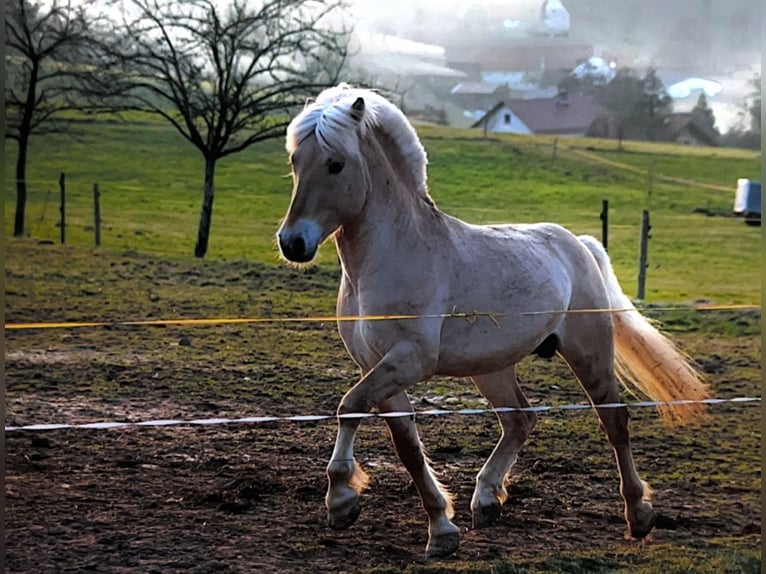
[71, 0, 758, 131]
[350, 0, 542, 25]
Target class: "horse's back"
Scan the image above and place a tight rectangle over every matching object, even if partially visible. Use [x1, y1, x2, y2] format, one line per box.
[481, 221, 613, 314]
[449, 219, 596, 295]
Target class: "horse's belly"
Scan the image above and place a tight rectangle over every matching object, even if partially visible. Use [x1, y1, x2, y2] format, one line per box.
[436, 350, 516, 377]
[434, 275, 567, 377]
[435, 315, 553, 376]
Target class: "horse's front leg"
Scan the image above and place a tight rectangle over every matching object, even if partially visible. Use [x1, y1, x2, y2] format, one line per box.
[326, 341, 436, 531]
[379, 392, 460, 559]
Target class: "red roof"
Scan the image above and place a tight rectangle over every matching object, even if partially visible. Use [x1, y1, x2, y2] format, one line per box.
[475, 95, 607, 134]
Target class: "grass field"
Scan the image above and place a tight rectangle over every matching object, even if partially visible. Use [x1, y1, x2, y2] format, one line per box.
[4, 118, 761, 304]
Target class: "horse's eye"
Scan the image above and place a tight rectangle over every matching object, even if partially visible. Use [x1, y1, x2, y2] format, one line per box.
[328, 161, 345, 175]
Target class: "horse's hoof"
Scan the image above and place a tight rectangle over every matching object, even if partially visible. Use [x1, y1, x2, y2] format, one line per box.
[628, 510, 657, 539]
[472, 502, 502, 529]
[425, 531, 460, 560]
[327, 498, 361, 530]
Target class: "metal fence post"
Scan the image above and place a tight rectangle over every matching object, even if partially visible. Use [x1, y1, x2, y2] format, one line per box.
[59, 172, 66, 244]
[637, 210, 650, 299]
[93, 183, 101, 247]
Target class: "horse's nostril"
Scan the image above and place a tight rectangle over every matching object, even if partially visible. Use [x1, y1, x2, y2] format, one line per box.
[278, 235, 291, 256]
[279, 234, 312, 262]
[293, 236, 306, 256]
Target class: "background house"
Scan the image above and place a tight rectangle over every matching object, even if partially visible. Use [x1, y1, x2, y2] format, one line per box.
[470, 102, 530, 133]
[662, 113, 719, 146]
[472, 94, 606, 135]
[587, 111, 720, 146]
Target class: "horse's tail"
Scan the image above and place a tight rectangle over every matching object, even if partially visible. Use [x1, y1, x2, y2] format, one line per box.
[577, 235, 710, 426]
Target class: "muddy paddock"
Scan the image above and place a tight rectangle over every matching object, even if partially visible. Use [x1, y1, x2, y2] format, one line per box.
[5, 245, 761, 573]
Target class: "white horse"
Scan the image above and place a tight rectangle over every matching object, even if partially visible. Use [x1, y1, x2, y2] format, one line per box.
[276, 84, 710, 559]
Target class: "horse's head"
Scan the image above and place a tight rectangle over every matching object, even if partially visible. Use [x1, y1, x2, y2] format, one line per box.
[277, 93, 371, 264]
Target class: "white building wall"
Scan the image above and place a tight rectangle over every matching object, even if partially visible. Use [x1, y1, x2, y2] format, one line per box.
[485, 105, 532, 134]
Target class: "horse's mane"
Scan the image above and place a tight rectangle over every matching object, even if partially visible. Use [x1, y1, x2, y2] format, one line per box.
[286, 84, 428, 195]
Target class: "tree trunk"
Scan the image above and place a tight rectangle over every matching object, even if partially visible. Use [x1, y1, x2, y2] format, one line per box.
[194, 157, 217, 258]
[14, 136, 29, 237]
[15, 58, 38, 238]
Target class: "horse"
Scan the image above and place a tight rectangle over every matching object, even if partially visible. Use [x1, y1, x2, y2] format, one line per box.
[276, 84, 710, 559]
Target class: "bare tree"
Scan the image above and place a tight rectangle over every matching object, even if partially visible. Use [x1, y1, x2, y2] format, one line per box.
[86, 0, 350, 258]
[5, 0, 92, 237]
[720, 73, 762, 150]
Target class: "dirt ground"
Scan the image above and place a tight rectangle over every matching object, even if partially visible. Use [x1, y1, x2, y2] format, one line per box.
[5, 244, 762, 573]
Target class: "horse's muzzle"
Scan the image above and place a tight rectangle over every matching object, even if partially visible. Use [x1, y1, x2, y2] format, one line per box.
[277, 219, 322, 263]
[278, 234, 317, 263]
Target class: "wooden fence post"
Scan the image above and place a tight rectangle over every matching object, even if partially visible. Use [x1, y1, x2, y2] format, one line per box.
[600, 199, 609, 251]
[59, 172, 66, 244]
[93, 183, 101, 247]
[637, 210, 650, 300]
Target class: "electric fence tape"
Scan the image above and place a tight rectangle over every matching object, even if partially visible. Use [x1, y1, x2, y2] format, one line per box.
[5, 397, 760, 433]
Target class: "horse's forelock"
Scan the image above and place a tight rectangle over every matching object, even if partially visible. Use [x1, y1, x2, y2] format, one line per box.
[286, 86, 427, 193]
[286, 104, 322, 154]
[287, 93, 368, 158]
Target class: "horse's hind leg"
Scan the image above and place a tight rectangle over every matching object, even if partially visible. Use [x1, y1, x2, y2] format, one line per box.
[379, 392, 460, 559]
[557, 317, 656, 539]
[470, 365, 537, 528]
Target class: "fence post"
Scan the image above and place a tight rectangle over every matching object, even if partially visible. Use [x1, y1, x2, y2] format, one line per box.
[551, 137, 558, 165]
[600, 199, 609, 251]
[59, 172, 66, 244]
[637, 210, 650, 300]
[93, 183, 101, 247]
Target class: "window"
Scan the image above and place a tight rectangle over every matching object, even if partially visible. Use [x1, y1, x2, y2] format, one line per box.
[504, 113, 511, 124]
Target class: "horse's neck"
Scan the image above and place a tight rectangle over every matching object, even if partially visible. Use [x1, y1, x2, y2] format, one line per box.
[335, 129, 443, 279]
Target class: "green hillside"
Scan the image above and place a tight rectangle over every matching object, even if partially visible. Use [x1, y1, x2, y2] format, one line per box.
[4, 119, 761, 304]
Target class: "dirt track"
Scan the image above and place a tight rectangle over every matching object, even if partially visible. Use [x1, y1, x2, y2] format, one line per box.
[5, 244, 762, 573]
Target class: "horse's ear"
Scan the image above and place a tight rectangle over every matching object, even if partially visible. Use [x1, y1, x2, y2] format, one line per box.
[350, 97, 365, 122]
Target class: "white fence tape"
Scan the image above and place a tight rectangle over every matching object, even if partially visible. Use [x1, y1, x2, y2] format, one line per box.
[5, 397, 760, 432]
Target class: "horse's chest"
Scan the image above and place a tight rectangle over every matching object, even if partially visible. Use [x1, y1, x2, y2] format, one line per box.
[337, 283, 381, 370]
